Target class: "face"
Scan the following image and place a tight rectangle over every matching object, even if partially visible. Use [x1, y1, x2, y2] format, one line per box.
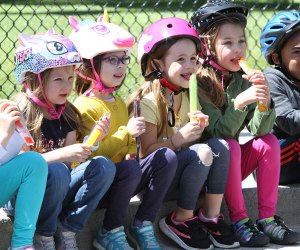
[158, 38, 198, 89]
[99, 51, 130, 88]
[280, 32, 300, 82]
[214, 23, 247, 72]
[45, 65, 74, 105]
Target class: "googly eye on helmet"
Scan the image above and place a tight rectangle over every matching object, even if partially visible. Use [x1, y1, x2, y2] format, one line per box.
[190, 0, 248, 35]
[14, 29, 82, 120]
[260, 11, 300, 65]
[68, 16, 135, 94]
[15, 28, 82, 85]
[137, 17, 201, 80]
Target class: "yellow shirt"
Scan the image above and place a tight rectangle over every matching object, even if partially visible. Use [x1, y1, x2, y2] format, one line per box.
[141, 91, 194, 142]
[74, 95, 136, 163]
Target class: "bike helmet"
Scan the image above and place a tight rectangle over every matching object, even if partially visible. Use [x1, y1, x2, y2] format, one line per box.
[14, 29, 82, 119]
[69, 16, 134, 94]
[137, 17, 201, 78]
[190, 1, 248, 35]
[260, 11, 300, 65]
[15, 29, 82, 84]
[69, 16, 134, 59]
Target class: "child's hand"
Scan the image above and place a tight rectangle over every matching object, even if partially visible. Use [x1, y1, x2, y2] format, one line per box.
[176, 120, 203, 146]
[62, 143, 92, 163]
[94, 116, 111, 141]
[125, 153, 136, 160]
[235, 71, 270, 109]
[127, 117, 146, 138]
[190, 111, 209, 131]
[0, 100, 21, 140]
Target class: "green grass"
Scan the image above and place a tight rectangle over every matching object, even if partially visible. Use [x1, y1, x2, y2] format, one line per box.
[0, 1, 297, 100]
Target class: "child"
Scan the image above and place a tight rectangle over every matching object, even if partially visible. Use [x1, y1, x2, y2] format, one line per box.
[69, 16, 177, 250]
[128, 17, 238, 250]
[0, 100, 47, 250]
[190, 1, 300, 247]
[260, 11, 300, 185]
[13, 30, 116, 250]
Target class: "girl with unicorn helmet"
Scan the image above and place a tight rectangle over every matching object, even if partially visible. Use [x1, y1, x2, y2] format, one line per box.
[69, 12, 177, 250]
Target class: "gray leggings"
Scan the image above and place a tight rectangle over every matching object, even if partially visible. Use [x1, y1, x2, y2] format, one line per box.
[165, 137, 230, 210]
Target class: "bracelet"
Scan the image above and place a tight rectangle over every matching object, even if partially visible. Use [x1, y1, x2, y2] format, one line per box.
[170, 135, 178, 149]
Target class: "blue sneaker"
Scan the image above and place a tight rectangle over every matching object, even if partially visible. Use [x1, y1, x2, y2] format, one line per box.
[127, 221, 161, 250]
[93, 226, 133, 250]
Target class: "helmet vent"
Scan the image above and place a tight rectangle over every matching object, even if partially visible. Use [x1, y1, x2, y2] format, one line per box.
[167, 24, 173, 28]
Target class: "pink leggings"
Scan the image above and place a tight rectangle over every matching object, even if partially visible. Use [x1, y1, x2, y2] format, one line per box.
[225, 134, 280, 222]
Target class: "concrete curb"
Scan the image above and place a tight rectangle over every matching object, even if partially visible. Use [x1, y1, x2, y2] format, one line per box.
[1, 185, 300, 250]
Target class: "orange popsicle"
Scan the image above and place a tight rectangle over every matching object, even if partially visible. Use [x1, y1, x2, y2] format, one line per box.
[238, 58, 268, 113]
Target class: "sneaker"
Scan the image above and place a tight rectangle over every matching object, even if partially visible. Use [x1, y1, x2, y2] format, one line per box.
[93, 226, 133, 250]
[56, 230, 78, 250]
[232, 218, 269, 247]
[257, 215, 300, 245]
[127, 221, 160, 250]
[199, 212, 239, 248]
[159, 212, 213, 250]
[33, 235, 55, 250]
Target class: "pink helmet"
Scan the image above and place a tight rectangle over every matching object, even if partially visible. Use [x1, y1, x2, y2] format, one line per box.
[138, 17, 201, 75]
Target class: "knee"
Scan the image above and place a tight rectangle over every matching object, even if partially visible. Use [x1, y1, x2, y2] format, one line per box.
[47, 163, 70, 193]
[22, 151, 48, 177]
[259, 134, 280, 153]
[197, 144, 213, 167]
[88, 156, 116, 182]
[155, 147, 178, 171]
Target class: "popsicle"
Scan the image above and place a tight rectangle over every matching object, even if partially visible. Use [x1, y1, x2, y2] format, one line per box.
[71, 112, 111, 168]
[238, 58, 268, 113]
[85, 112, 111, 147]
[189, 74, 198, 122]
[15, 120, 34, 145]
[134, 98, 141, 161]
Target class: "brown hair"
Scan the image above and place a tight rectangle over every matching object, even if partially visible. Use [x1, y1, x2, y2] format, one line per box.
[197, 19, 246, 108]
[128, 37, 186, 138]
[75, 53, 127, 96]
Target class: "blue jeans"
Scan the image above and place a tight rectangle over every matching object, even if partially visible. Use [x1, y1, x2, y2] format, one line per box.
[37, 156, 116, 235]
[0, 151, 47, 248]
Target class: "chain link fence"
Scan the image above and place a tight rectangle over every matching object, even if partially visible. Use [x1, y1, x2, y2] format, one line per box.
[0, 0, 298, 100]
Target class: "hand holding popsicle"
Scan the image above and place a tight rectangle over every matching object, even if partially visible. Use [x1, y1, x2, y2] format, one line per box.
[71, 112, 111, 168]
[238, 58, 268, 113]
[0, 100, 34, 145]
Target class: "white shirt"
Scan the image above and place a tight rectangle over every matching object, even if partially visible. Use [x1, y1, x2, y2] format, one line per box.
[0, 131, 24, 165]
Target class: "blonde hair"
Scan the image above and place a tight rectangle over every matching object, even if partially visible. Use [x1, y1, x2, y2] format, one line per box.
[197, 20, 246, 108]
[14, 69, 84, 151]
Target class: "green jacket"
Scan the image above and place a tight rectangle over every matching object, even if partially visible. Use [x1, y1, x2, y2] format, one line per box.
[198, 72, 276, 140]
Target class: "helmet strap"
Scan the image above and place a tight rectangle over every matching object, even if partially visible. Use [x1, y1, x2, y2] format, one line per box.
[24, 74, 65, 120]
[81, 58, 115, 96]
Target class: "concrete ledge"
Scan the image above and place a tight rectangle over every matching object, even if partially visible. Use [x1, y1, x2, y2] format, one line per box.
[2, 185, 300, 249]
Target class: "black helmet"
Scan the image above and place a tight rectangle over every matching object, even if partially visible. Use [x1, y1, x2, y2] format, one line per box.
[190, 1, 248, 34]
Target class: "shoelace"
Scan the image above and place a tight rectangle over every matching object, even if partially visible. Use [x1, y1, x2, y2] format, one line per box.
[61, 231, 78, 249]
[114, 230, 131, 248]
[139, 226, 159, 248]
[274, 215, 292, 233]
[40, 236, 56, 250]
[235, 219, 262, 242]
